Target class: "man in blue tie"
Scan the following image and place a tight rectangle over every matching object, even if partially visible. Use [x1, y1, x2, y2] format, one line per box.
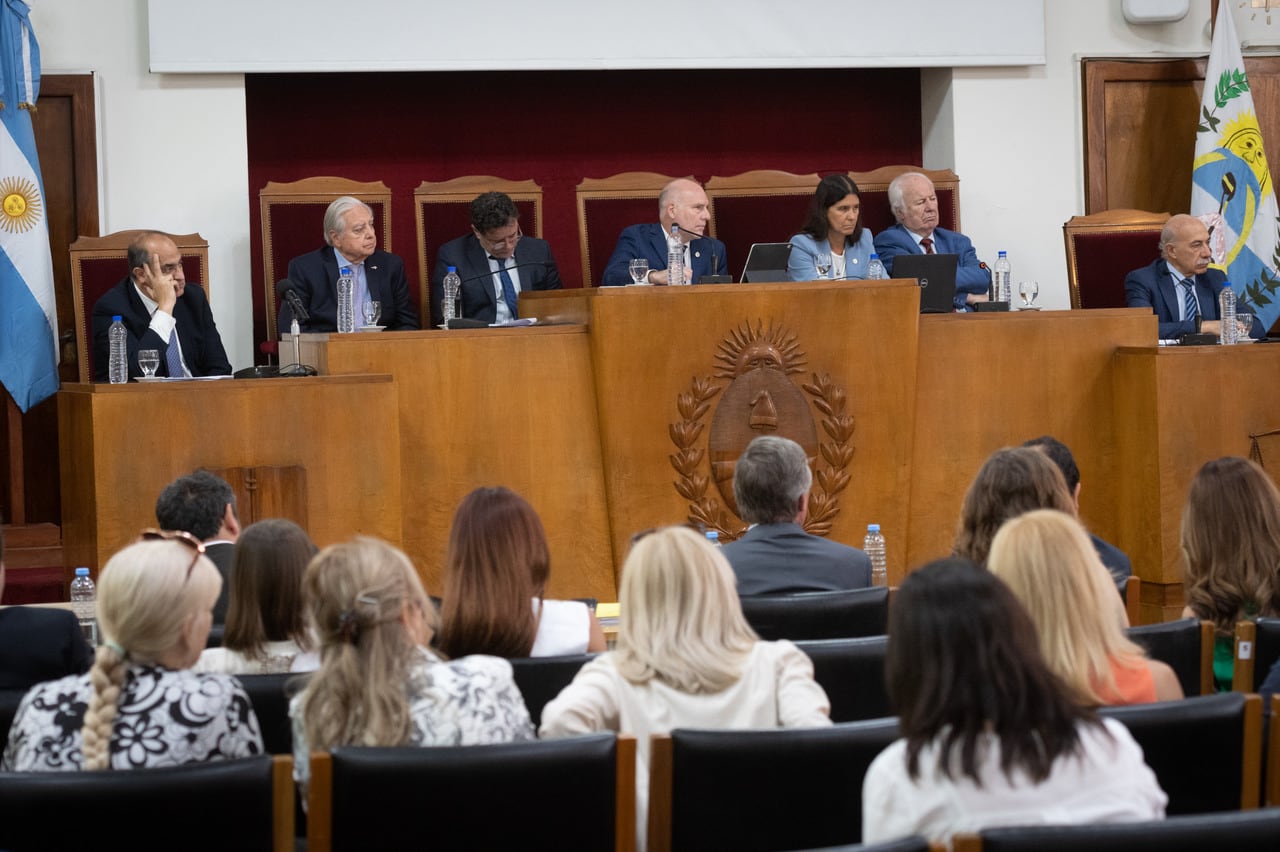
[90, 231, 231, 381]
[1124, 213, 1262, 341]
[431, 191, 563, 327]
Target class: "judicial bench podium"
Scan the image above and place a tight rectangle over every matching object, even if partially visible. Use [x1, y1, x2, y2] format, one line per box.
[59, 280, 1280, 622]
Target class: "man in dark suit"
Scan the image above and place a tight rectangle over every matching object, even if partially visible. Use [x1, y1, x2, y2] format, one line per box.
[721, 436, 872, 596]
[1124, 213, 1263, 340]
[281, 196, 419, 332]
[0, 527, 92, 690]
[155, 470, 240, 625]
[1023, 435, 1132, 590]
[430, 191, 563, 327]
[873, 172, 992, 311]
[601, 178, 728, 286]
[90, 231, 232, 381]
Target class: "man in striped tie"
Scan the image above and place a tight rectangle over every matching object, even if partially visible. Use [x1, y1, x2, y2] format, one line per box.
[1123, 213, 1260, 341]
[90, 231, 231, 381]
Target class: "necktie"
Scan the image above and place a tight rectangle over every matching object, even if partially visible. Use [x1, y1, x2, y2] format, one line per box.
[165, 329, 184, 377]
[494, 257, 518, 319]
[921, 237, 935, 255]
[1182, 278, 1198, 323]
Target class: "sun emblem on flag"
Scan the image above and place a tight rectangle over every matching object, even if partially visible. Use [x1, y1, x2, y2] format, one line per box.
[1220, 112, 1271, 194]
[0, 176, 41, 233]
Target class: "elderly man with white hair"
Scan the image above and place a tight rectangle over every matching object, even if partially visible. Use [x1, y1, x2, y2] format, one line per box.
[281, 195, 419, 331]
[872, 171, 992, 311]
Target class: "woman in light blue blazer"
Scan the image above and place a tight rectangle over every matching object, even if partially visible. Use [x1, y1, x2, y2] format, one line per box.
[787, 174, 875, 281]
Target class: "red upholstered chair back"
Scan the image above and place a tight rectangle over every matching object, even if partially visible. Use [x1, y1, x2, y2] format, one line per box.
[414, 176, 542, 327]
[847, 165, 961, 239]
[705, 170, 820, 280]
[1063, 209, 1169, 309]
[258, 177, 392, 342]
[576, 172, 684, 287]
[68, 230, 210, 383]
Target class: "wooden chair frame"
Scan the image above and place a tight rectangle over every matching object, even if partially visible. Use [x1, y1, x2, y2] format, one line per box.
[68, 230, 210, 383]
[258, 177, 392, 342]
[1062, 208, 1169, 310]
[575, 171, 686, 288]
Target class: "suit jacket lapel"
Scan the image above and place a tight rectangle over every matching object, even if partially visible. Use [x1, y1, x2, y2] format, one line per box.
[467, 237, 498, 310]
[647, 224, 669, 266]
[365, 252, 386, 304]
[1157, 265, 1182, 320]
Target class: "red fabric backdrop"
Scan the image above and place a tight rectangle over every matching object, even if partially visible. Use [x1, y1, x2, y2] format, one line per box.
[246, 68, 923, 355]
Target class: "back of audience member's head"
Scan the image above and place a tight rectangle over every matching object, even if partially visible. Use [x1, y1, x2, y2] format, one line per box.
[438, 487, 549, 659]
[155, 470, 236, 540]
[223, 519, 316, 660]
[733, 436, 812, 525]
[953, 446, 1074, 565]
[299, 536, 433, 752]
[988, 510, 1146, 706]
[82, 538, 222, 770]
[1182, 456, 1280, 634]
[887, 557, 1095, 785]
[1022, 435, 1081, 496]
[614, 525, 757, 694]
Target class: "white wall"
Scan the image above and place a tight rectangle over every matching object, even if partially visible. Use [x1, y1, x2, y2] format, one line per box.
[33, 0, 1216, 362]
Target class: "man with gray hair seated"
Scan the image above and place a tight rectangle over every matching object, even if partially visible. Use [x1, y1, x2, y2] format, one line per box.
[280, 195, 419, 331]
[721, 436, 872, 596]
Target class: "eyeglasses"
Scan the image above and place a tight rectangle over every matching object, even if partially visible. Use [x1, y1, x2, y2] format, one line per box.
[477, 227, 523, 253]
[138, 528, 206, 581]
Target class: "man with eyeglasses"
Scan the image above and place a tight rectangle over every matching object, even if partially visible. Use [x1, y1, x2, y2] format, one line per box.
[430, 191, 563, 327]
[90, 231, 232, 380]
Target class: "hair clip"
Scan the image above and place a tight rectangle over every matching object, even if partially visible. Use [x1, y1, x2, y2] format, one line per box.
[337, 609, 360, 644]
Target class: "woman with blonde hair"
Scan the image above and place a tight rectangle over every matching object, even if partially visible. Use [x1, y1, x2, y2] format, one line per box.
[3, 533, 263, 771]
[438, 487, 605, 659]
[988, 510, 1182, 705]
[289, 536, 533, 793]
[1180, 456, 1280, 690]
[540, 525, 830, 849]
[953, 447, 1075, 566]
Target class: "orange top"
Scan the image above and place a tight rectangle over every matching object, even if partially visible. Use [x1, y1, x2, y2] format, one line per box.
[1094, 656, 1157, 705]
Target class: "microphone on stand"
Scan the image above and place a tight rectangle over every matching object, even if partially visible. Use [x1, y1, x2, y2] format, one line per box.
[676, 226, 730, 284]
[456, 260, 554, 286]
[275, 279, 317, 377]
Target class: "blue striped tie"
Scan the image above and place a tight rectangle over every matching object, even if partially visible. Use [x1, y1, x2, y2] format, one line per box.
[165, 329, 184, 377]
[494, 256, 518, 319]
[1182, 278, 1198, 324]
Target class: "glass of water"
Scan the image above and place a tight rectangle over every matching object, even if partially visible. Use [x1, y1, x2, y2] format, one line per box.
[1236, 311, 1254, 341]
[1017, 281, 1040, 310]
[362, 300, 382, 328]
[628, 258, 650, 286]
[137, 349, 159, 378]
[814, 252, 832, 280]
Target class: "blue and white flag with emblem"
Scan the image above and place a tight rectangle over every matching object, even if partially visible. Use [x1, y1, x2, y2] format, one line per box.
[1192, 0, 1280, 331]
[0, 0, 56, 413]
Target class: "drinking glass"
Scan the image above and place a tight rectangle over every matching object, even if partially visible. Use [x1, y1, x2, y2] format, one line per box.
[628, 258, 650, 286]
[1235, 311, 1254, 341]
[137, 349, 159, 378]
[814, 252, 832, 280]
[1017, 280, 1040, 310]
[362, 300, 382, 327]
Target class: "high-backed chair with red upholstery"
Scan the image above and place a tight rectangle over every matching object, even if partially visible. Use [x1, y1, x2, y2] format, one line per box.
[1063, 209, 1169, 310]
[258, 177, 392, 344]
[847, 165, 961, 239]
[68, 230, 210, 383]
[414, 176, 543, 327]
[576, 172, 685, 288]
[705, 170, 820, 280]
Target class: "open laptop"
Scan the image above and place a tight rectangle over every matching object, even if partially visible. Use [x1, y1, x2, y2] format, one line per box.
[891, 253, 959, 313]
[739, 242, 792, 283]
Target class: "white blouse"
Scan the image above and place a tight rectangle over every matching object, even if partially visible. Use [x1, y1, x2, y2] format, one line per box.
[194, 639, 307, 675]
[530, 598, 591, 657]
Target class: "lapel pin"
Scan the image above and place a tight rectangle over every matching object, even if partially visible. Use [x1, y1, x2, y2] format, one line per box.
[695, 251, 702, 259]
[370, 265, 378, 271]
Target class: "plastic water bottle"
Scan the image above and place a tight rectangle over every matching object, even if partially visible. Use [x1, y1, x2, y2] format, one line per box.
[668, 224, 686, 286]
[863, 524, 887, 587]
[705, 530, 720, 547]
[1219, 284, 1238, 345]
[108, 316, 128, 384]
[70, 567, 98, 646]
[441, 266, 462, 328]
[336, 266, 355, 333]
[866, 254, 887, 280]
[993, 251, 1011, 303]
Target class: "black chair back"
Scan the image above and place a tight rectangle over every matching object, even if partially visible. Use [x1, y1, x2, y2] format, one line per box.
[1126, 618, 1210, 697]
[0, 755, 291, 852]
[1100, 692, 1263, 814]
[314, 733, 630, 852]
[740, 586, 890, 641]
[654, 719, 900, 850]
[788, 838, 931, 852]
[974, 807, 1280, 851]
[509, 653, 595, 728]
[1252, 618, 1280, 691]
[237, 672, 307, 756]
[0, 688, 26, 748]
[796, 636, 891, 723]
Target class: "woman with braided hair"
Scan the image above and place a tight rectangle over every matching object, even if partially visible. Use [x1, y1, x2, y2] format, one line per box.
[2, 534, 263, 771]
[289, 536, 534, 796]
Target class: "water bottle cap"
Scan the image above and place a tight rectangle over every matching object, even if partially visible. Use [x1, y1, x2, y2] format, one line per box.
[671, 224, 680, 235]
[447, 266, 457, 273]
[870, 253, 879, 260]
[112, 315, 122, 322]
[705, 530, 719, 541]
[340, 267, 352, 276]
[997, 251, 1007, 257]
[75, 567, 90, 576]
[867, 523, 880, 533]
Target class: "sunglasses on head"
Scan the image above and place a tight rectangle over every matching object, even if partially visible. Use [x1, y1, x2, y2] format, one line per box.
[138, 528, 206, 581]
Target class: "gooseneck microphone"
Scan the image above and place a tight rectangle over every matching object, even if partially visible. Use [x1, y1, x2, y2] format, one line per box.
[275, 279, 317, 377]
[456, 260, 553, 286]
[276, 278, 310, 323]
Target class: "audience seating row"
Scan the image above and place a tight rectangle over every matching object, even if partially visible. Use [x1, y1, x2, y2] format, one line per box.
[947, 807, 1280, 852]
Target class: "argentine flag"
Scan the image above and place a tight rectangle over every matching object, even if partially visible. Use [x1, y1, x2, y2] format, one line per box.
[1191, 0, 1280, 332]
[0, 0, 56, 413]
